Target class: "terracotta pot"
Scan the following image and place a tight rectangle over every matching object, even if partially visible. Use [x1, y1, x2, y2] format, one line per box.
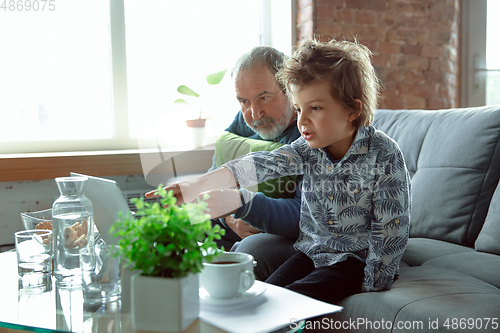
[185, 118, 206, 128]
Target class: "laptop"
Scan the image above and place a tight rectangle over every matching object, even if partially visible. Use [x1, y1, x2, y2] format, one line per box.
[70, 172, 134, 246]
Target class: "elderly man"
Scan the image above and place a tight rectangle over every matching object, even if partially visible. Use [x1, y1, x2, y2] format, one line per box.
[210, 46, 301, 280]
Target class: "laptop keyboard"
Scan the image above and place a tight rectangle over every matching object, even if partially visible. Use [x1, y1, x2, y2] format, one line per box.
[122, 190, 160, 212]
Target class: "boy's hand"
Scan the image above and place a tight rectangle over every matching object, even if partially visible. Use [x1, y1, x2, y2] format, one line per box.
[200, 189, 242, 219]
[144, 167, 240, 209]
[144, 185, 243, 220]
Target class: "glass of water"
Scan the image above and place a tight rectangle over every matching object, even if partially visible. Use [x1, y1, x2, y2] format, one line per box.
[80, 240, 121, 304]
[15, 229, 53, 278]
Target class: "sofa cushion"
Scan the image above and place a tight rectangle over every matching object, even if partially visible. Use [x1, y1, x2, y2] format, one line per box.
[422, 251, 500, 289]
[401, 238, 474, 266]
[373, 106, 500, 246]
[328, 265, 500, 333]
[395, 294, 500, 333]
[475, 182, 500, 255]
[214, 131, 297, 199]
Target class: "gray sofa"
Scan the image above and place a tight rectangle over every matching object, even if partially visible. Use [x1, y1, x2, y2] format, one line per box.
[314, 106, 500, 332]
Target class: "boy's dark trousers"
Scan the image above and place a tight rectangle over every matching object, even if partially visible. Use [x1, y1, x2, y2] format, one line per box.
[266, 251, 365, 304]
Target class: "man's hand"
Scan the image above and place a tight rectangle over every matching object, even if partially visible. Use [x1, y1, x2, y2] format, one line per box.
[145, 182, 185, 204]
[225, 215, 262, 239]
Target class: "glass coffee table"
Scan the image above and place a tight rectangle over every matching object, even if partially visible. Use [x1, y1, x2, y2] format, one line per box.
[0, 251, 224, 333]
[1, 250, 338, 333]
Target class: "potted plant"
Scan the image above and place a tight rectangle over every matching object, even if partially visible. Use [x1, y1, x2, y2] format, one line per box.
[174, 69, 227, 128]
[111, 187, 225, 332]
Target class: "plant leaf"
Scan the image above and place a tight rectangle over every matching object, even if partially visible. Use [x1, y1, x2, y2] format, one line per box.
[206, 69, 227, 85]
[174, 98, 189, 105]
[177, 85, 199, 97]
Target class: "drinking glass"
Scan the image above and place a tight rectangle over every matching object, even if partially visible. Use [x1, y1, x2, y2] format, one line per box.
[15, 229, 53, 278]
[80, 241, 121, 303]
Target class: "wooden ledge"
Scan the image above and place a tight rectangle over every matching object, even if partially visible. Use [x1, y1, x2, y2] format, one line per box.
[0, 148, 215, 182]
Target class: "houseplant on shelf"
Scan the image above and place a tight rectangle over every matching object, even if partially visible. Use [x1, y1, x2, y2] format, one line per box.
[111, 186, 225, 332]
[174, 69, 226, 149]
[174, 69, 227, 128]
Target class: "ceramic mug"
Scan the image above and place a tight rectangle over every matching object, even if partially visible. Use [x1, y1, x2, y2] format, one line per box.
[200, 252, 255, 299]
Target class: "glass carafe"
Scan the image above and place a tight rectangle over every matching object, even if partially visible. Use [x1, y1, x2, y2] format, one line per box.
[52, 176, 94, 286]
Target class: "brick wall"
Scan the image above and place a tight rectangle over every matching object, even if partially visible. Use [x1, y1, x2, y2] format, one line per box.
[296, 0, 460, 110]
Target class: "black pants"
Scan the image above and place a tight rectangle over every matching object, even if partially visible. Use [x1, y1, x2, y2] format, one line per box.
[265, 251, 365, 304]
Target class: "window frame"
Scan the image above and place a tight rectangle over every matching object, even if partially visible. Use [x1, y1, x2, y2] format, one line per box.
[461, 0, 500, 107]
[461, 0, 487, 107]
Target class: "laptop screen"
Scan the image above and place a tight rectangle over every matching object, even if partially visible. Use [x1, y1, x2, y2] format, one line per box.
[70, 172, 132, 246]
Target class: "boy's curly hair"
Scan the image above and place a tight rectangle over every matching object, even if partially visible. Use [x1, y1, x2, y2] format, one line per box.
[277, 39, 380, 128]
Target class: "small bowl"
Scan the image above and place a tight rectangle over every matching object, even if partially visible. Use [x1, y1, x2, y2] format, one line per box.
[21, 208, 53, 230]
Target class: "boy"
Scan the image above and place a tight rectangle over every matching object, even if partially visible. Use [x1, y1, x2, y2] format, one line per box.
[156, 39, 411, 304]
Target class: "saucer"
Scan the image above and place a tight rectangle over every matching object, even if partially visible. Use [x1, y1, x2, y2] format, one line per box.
[199, 281, 266, 305]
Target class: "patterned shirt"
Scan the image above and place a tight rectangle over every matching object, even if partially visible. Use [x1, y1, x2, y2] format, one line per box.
[223, 126, 411, 292]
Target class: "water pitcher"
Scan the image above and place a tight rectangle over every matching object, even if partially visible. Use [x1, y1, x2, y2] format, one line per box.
[52, 176, 94, 286]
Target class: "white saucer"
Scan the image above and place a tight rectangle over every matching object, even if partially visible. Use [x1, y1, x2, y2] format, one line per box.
[199, 282, 266, 305]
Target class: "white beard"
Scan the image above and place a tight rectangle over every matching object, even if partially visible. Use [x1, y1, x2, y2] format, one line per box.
[247, 105, 295, 140]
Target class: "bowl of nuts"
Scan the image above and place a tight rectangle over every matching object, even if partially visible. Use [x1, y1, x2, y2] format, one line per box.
[21, 208, 53, 231]
[22, 208, 102, 247]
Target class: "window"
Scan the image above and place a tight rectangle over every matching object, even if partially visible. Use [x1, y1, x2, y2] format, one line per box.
[461, 0, 500, 107]
[0, 0, 113, 153]
[0, 0, 293, 154]
[485, 0, 500, 105]
[124, 0, 262, 147]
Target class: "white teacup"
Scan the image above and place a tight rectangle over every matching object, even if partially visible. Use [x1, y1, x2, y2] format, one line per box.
[200, 252, 255, 299]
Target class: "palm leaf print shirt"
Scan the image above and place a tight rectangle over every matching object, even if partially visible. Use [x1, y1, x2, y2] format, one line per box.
[223, 126, 411, 292]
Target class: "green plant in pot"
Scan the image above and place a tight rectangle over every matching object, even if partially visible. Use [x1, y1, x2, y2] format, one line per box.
[111, 186, 225, 332]
[175, 69, 227, 128]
